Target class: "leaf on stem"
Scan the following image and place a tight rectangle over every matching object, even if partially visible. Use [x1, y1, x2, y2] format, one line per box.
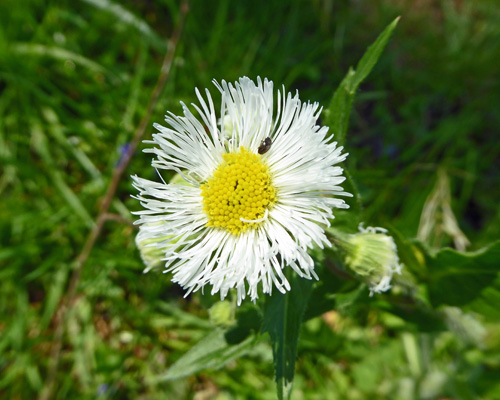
[324, 16, 400, 147]
[152, 329, 257, 382]
[426, 240, 500, 307]
[262, 275, 313, 400]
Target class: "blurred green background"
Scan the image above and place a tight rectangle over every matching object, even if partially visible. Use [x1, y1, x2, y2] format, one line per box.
[1, 0, 500, 398]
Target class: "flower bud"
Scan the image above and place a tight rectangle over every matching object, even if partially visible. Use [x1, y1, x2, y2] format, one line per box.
[209, 301, 235, 328]
[135, 173, 193, 271]
[135, 230, 168, 272]
[335, 225, 402, 295]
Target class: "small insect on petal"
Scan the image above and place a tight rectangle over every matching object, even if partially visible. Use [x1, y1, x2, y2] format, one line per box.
[258, 137, 272, 154]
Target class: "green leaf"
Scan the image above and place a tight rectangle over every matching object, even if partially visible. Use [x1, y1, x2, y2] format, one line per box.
[40, 265, 69, 330]
[153, 329, 257, 381]
[225, 303, 262, 344]
[80, 0, 166, 52]
[51, 172, 94, 228]
[304, 259, 358, 321]
[30, 122, 94, 228]
[42, 108, 103, 182]
[427, 240, 500, 307]
[263, 274, 314, 400]
[324, 17, 400, 146]
[468, 275, 500, 321]
[325, 67, 356, 146]
[352, 17, 401, 89]
[380, 301, 446, 333]
[11, 43, 112, 78]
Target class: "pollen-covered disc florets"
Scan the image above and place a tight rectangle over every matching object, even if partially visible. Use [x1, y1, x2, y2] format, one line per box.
[201, 147, 276, 235]
[132, 76, 352, 304]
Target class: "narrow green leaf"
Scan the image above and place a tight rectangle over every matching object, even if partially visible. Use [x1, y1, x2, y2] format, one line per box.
[352, 16, 401, 89]
[80, 0, 166, 51]
[325, 17, 400, 146]
[25, 365, 43, 391]
[42, 108, 103, 182]
[427, 240, 500, 307]
[154, 329, 257, 382]
[11, 43, 109, 76]
[156, 301, 213, 329]
[263, 275, 313, 400]
[40, 265, 69, 330]
[325, 68, 355, 146]
[31, 122, 94, 228]
[51, 172, 94, 228]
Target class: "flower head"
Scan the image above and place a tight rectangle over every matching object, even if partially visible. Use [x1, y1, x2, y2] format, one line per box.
[132, 77, 351, 304]
[341, 225, 403, 295]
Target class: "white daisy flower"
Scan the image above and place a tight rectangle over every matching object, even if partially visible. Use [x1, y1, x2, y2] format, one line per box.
[132, 77, 351, 304]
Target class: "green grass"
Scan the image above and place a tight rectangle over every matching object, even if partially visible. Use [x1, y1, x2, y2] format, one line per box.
[1, 0, 500, 398]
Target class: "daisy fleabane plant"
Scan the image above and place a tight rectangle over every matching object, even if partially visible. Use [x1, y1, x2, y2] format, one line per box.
[132, 77, 351, 305]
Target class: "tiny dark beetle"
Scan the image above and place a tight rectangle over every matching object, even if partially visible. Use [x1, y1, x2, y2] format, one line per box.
[258, 137, 272, 155]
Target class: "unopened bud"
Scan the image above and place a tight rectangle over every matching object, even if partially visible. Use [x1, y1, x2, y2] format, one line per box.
[334, 225, 403, 295]
[135, 229, 171, 272]
[209, 301, 235, 328]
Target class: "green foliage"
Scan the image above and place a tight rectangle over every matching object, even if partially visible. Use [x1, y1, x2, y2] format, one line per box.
[263, 274, 314, 400]
[426, 240, 500, 308]
[156, 329, 259, 382]
[324, 16, 400, 147]
[1, 0, 500, 399]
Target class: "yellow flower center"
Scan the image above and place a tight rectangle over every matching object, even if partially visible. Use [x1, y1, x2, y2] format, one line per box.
[201, 147, 276, 235]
